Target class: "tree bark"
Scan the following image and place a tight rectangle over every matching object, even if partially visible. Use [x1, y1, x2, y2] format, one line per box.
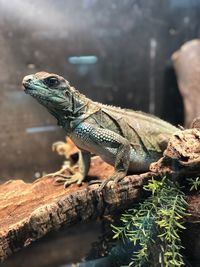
[0, 157, 148, 262]
[1, 128, 200, 262]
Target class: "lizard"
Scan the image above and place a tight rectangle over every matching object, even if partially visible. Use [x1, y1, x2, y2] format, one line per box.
[22, 72, 179, 189]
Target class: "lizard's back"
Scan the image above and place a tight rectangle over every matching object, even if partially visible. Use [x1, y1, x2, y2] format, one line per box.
[93, 103, 177, 150]
[80, 103, 178, 172]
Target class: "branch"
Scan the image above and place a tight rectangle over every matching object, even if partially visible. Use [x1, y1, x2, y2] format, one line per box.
[0, 157, 149, 262]
[1, 128, 200, 262]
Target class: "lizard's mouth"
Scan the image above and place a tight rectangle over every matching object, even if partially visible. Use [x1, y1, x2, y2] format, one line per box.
[24, 86, 34, 93]
[23, 81, 35, 92]
[23, 81, 41, 94]
[23, 84, 51, 103]
[24, 88, 39, 98]
[23, 84, 42, 98]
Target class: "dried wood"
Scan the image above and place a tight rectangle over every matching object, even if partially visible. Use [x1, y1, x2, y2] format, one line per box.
[0, 156, 148, 262]
[1, 129, 200, 262]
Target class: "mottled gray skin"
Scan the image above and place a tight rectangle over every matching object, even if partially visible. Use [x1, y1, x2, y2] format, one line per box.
[23, 72, 178, 188]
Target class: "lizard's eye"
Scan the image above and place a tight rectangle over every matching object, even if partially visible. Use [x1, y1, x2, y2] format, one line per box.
[44, 77, 60, 87]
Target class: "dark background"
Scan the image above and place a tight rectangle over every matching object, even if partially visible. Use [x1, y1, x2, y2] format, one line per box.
[0, 0, 199, 181]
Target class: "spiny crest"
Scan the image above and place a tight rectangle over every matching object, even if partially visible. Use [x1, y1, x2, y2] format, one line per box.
[70, 86, 92, 103]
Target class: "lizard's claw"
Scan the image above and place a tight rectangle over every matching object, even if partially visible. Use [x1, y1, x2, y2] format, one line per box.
[46, 163, 72, 177]
[46, 161, 78, 178]
[89, 171, 126, 191]
[46, 166, 70, 178]
[55, 172, 84, 187]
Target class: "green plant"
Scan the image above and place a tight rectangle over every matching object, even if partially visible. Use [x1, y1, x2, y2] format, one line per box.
[187, 177, 200, 191]
[112, 176, 188, 267]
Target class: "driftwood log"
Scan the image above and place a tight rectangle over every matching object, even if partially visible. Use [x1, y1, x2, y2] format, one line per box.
[1, 129, 200, 262]
[172, 39, 200, 127]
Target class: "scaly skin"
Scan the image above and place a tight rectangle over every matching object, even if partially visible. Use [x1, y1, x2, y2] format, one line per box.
[22, 72, 178, 189]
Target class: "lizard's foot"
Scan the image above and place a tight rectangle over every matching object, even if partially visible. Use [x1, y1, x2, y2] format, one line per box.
[89, 171, 126, 190]
[55, 172, 84, 188]
[46, 162, 77, 178]
[46, 168, 68, 178]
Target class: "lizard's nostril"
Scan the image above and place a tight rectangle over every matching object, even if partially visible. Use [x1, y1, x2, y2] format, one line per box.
[25, 79, 31, 84]
[22, 75, 33, 85]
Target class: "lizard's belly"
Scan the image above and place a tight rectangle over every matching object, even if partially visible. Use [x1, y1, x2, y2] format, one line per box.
[70, 132, 117, 166]
[69, 123, 162, 173]
[69, 125, 118, 166]
[70, 132, 161, 172]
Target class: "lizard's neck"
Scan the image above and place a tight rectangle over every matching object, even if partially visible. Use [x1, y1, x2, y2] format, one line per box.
[51, 88, 99, 133]
[70, 88, 91, 116]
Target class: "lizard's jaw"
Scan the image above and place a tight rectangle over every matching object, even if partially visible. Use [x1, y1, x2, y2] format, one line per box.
[23, 83, 66, 113]
[23, 84, 51, 106]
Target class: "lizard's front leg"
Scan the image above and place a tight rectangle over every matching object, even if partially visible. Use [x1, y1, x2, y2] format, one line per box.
[99, 142, 131, 190]
[87, 126, 131, 189]
[55, 150, 91, 187]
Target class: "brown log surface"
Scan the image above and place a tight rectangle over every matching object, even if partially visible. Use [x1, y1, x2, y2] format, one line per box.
[0, 156, 147, 262]
[1, 129, 200, 262]
[150, 128, 200, 175]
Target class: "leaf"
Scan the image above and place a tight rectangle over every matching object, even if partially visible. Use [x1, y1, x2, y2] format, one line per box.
[175, 221, 186, 230]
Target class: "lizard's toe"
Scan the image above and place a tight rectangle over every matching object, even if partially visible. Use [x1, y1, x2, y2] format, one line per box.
[97, 171, 126, 190]
[64, 177, 79, 187]
[98, 178, 115, 191]
[55, 175, 73, 183]
[60, 173, 84, 188]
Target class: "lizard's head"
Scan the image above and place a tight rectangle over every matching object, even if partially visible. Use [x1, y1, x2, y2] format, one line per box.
[22, 72, 73, 112]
